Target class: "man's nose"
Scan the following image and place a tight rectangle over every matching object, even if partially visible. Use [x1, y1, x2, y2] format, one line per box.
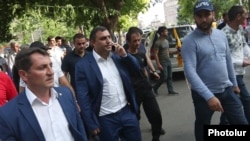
[47, 66, 54, 75]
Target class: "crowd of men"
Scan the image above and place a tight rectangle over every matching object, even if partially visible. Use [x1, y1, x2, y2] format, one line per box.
[0, 25, 170, 141]
[1, 0, 250, 141]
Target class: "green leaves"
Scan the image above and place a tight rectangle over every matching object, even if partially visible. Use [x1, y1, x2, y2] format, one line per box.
[1, 0, 159, 43]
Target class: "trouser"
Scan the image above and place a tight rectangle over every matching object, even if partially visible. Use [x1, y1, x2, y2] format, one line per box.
[135, 87, 163, 140]
[220, 75, 250, 124]
[153, 60, 174, 93]
[191, 87, 248, 141]
[98, 105, 141, 141]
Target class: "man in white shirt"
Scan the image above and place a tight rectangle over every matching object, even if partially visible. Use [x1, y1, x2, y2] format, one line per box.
[47, 36, 65, 67]
[0, 47, 88, 141]
[245, 21, 250, 47]
[221, 5, 250, 124]
[7, 41, 20, 74]
[75, 26, 142, 141]
[18, 41, 75, 98]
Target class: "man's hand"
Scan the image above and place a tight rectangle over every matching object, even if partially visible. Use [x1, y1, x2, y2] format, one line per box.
[207, 96, 224, 112]
[233, 86, 240, 94]
[112, 43, 127, 57]
[153, 72, 160, 80]
[157, 64, 163, 70]
[92, 128, 100, 135]
[243, 59, 250, 67]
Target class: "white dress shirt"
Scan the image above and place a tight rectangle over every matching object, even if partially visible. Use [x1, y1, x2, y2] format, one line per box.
[93, 50, 127, 116]
[26, 87, 74, 141]
[49, 46, 64, 67]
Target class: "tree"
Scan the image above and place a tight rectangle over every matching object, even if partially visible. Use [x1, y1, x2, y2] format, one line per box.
[0, 0, 26, 42]
[1, 0, 159, 43]
[10, 10, 77, 44]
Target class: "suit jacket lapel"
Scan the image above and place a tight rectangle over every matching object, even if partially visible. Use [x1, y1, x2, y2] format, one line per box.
[18, 93, 45, 141]
[56, 91, 72, 124]
[89, 54, 103, 83]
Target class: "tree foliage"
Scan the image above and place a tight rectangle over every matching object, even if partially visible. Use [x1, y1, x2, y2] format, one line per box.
[0, 0, 26, 42]
[10, 10, 77, 44]
[1, 0, 155, 43]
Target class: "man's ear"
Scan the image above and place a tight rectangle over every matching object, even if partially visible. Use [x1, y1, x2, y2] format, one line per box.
[90, 40, 95, 47]
[18, 70, 28, 82]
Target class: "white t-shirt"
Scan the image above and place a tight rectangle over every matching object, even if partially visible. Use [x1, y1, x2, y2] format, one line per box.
[49, 46, 64, 67]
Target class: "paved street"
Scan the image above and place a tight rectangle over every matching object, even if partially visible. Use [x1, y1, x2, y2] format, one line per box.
[140, 71, 237, 141]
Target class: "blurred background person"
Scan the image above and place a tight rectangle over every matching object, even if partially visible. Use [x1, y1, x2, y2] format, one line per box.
[152, 26, 179, 95]
[0, 65, 17, 107]
[61, 33, 88, 93]
[7, 41, 20, 77]
[47, 36, 64, 67]
[217, 12, 229, 30]
[0, 56, 9, 75]
[245, 18, 250, 47]
[55, 36, 72, 55]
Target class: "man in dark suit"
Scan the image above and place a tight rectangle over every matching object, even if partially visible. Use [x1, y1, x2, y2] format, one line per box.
[75, 26, 142, 141]
[217, 12, 228, 30]
[0, 48, 88, 141]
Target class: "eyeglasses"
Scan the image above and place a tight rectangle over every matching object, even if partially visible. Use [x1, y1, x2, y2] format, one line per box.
[77, 42, 86, 45]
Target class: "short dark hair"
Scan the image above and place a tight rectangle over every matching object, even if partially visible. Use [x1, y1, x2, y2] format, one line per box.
[228, 5, 245, 22]
[222, 12, 228, 17]
[47, 36, 55, 42]
[126, 27, 142, 42]
[128, 27, 143, 35]
[15, 48, 49, 71]
[55, 36, 63, 41]
[89, 26, 108, 41]
[157, 26, 167, 34]
[29, 41, 51, 50]
[73, 33, 86, 43]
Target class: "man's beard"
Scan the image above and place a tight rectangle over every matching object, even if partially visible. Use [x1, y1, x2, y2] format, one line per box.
[196, 21, 213, 31]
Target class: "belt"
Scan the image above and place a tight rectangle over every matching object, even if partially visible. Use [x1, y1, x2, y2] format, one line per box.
[114, 104, 128, 114]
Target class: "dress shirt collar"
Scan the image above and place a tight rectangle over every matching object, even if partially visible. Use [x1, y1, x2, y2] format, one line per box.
[93, 49, 113, 62]
[26, 87, 58, 105]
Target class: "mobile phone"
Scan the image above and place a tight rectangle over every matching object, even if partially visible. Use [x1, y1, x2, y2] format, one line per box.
[112, 45, 116, 52]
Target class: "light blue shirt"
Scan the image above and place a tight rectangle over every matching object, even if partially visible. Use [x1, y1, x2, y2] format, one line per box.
[181, 28, 237, 101]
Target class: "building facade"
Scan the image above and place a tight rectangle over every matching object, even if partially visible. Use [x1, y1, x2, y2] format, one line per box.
[163, 0, 178, 26]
